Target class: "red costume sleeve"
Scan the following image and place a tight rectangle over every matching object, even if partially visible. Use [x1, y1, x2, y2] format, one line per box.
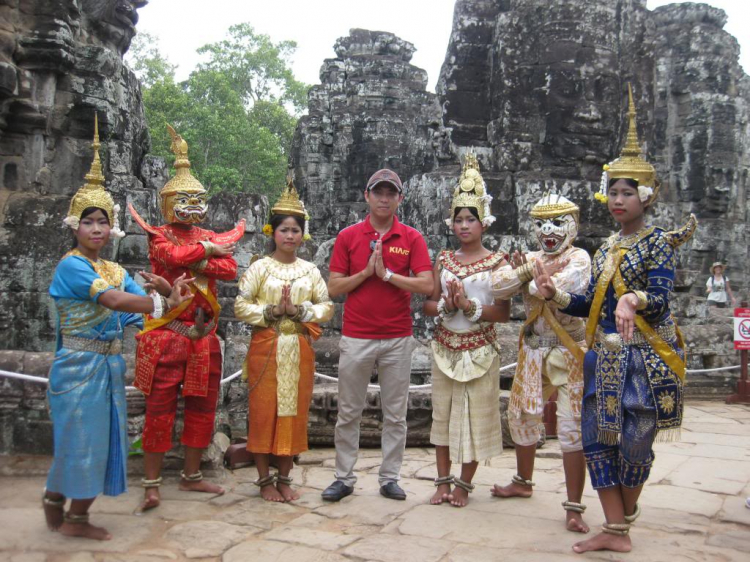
[200, 255, 238, 281]
[151, 232, 207, 268]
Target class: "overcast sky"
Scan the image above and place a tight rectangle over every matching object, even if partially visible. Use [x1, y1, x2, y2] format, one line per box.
[135, 0, 748, 93]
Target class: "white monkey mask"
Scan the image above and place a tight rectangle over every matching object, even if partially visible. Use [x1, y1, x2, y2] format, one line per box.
[529, 193, 579, 256]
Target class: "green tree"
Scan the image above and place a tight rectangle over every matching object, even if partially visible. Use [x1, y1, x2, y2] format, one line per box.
[197, 23, 308, 112]
[126, 25, 307, 197]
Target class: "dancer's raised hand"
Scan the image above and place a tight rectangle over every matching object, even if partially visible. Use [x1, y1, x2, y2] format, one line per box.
[533, 259, 556, 300]
[510, 251, 527, 270]
[141, 271, 172, 296]
[166, 273, 195, 309]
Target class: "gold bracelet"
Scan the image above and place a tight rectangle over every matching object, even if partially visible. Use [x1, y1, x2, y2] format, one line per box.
[631, 290, 648, 310]
[551, 289, 571, 308]
[516, 262, 534, 284]
[200, 240, 216, 257]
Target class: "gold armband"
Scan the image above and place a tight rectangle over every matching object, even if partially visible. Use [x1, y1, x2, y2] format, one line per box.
[551, 289, 571, 309]
[90, 278, 111, 299]
[194, 258, 209, 273]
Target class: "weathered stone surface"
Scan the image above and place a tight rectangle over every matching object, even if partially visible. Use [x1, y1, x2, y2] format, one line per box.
[0, 405, 749, 562]
[343, 534, 453, 562]
[164, 521, 253, 559]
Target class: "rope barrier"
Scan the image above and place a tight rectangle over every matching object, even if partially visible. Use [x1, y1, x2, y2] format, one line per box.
[3, 361, 739, 393]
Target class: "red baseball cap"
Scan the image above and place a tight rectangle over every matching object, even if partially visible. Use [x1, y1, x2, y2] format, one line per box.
[366, 169, 403, 193]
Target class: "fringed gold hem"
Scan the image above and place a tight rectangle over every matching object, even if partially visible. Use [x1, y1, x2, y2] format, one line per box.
[655, 427, 681, 443]
[597, 429, 620, 446]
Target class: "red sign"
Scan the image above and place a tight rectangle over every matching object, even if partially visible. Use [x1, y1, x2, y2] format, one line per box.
[734, 308, 750, 350]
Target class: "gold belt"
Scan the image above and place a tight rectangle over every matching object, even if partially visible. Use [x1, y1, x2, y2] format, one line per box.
[166, 318, 216, 341]
[62, 335, 122, 355]
[595, 324, 676, 353]
[524, 328, 585, 350]
[253, 319, 307, 336]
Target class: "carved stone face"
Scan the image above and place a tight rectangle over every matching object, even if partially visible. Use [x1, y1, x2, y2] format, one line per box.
[82, 0, 148, 54]
[533, 213, 578, 255]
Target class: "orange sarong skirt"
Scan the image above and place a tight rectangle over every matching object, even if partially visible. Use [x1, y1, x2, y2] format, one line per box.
[245, 325, 320, 456]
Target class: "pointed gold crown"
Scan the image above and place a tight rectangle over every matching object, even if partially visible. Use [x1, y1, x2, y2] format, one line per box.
[160, 124, 207, 198]
[271, 176, 307, 218]
[605, 84, 657, 189]
[66, 113, 116, 224]
[449, 152, 489, 223]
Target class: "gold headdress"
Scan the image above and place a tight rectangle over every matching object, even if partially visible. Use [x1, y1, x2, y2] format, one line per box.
[160, 124, 208, 224]
[530, 192, 580, 223]
[63, 114, 124, 238]
[263, 176, 311, 240]
[597, 84, 659, 204]
[445, 152, 495, 227]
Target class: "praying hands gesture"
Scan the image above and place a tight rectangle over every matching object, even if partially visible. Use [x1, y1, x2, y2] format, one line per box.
[373, 240, 387, 279]
[442, 279, 469, 313]
[273, 284, 298, 318]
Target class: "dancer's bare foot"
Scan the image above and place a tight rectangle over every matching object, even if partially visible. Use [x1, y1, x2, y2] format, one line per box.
[430, 484, 452, 505]
[450, 487, 470, 508]
[566, 511, 590, 533]
[137, 487, 161, 513]
[59, 521, 112, 541]
[260, 482, 285, 502]
[43, 492, 65, 531]
[179, 478, 225, 496]
[276, 482, 300, 502]
[491, 482, 533, 498]
[572, 531, 631, 554]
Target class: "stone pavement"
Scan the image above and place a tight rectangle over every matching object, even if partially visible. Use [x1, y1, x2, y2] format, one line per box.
[0, 401, 748, 561]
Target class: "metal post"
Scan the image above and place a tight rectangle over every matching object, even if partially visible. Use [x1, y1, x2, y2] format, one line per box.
[727, 300, 750, 404]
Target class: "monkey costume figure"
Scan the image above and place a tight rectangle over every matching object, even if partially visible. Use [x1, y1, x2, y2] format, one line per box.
[491, 192, 591, 533]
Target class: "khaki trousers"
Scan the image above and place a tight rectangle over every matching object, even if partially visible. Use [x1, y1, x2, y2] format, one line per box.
[334, 335, 414, 486]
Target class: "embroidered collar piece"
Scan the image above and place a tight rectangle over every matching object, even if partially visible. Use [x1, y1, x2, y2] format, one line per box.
[440, 251, 504, 279]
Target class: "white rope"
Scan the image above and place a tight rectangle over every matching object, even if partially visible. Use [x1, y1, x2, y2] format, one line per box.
[0, 362, 741, 392]
[682, 365, 743, 374]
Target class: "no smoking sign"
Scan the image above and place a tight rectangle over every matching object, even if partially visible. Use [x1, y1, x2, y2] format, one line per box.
[734, 308, 750, 350]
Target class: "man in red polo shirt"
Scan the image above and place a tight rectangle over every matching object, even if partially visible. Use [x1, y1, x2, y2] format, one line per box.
[322, 169, 433, 502]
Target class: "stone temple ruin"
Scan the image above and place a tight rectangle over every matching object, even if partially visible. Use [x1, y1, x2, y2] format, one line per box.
[0, 0, 748, 458]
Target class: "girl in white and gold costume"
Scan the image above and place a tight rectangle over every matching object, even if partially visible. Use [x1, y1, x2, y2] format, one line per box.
[234, 180, 333, 502]
[424, 154, 510, 507]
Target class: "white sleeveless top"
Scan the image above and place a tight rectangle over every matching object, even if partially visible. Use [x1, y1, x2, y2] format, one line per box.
[432, 251, 505, 382]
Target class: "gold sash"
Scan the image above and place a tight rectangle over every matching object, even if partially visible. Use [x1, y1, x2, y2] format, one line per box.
[519, 297, 584, 362]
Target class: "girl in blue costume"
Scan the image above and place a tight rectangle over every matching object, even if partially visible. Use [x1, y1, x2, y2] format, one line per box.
[43, 117, 191, 541]
[532, 86, 696, 555]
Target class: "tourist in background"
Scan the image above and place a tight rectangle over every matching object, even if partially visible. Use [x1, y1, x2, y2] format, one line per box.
[705, 261, 736, 309]
[491, 192, 591, 533]
[322, 169, 433, 502]
[423, 154, 509, 508]
[234, 179, 333, 502]
[44, 117, 190, 540]
[532, 86, 697, 554]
